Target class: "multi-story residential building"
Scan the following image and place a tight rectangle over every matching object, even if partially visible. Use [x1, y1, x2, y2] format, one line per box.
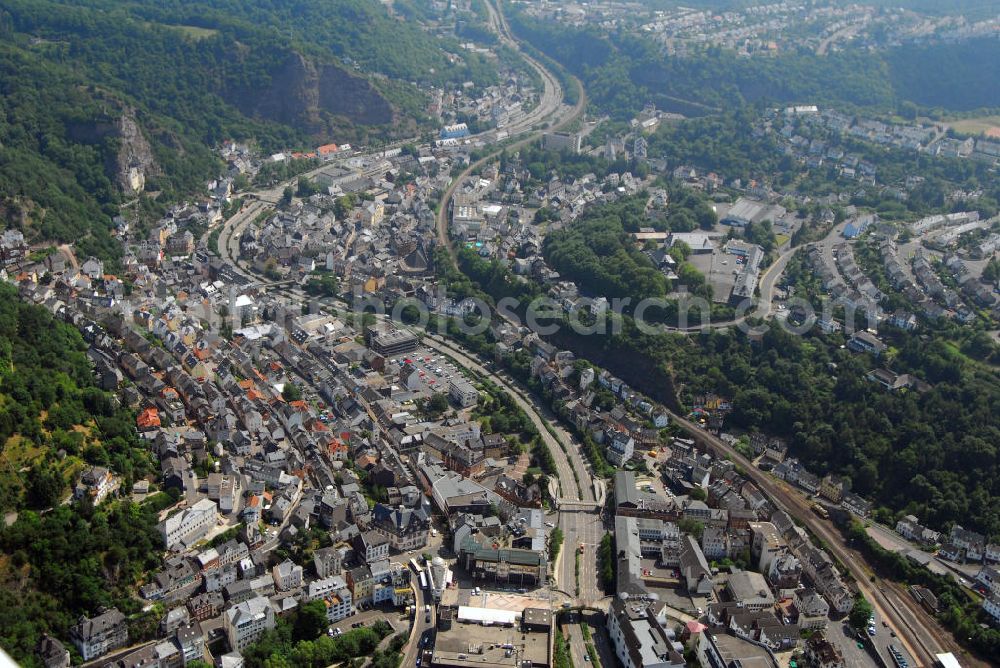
[607, 597, 685, 668]
[176, 622, 205, 666]
[372, 504, 430, 552]
[818, 475, 847, 504]
[847, 331, 887, 356]
[73, 466, 121, 506]
[804, 632, 844, 668]
[750, 521, 785, 574]
[224, 596, 275, 652]
[159, 498, 219, 550]
[347, 565, 375, 605]
[701, 526, 729, 560]
[352, 530, 390, 564]
[69, 608, 128, 661]
[187, 592, 224, 622]
[156, 606, 190, 639]
[984, 593, 1000, 626]
[976, 565, 1000, 597]
[767, 551, 802, 589]
[205, 564, 238, 593]
[895, 515, 940, 546]
[271, 560, 303, 591]
[606, 431, 635, 467]
[951, 525, 986, 562]
[313, 546, 343, 579]
[792, 588, 829, 630]
[35, 635, 70, 668]
[217, 540, 249, 567]
[322, 588, 355, 623]
[305, 576, 347, 602]
[206, 472, 240, 514]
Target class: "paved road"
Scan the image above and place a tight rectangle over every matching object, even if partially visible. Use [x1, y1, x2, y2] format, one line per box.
[566, 619, 591, 668]
[557, 506, 606, 605]
[490, 369, 596, 503]
[434, 0, 586, 260]
[403, 582, 433, 668]
[422, 333, 584, 501]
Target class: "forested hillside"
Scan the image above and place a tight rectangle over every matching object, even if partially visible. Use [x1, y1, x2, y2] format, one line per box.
[0, 284, 151, 512]
[542, 192, 721, 308]
[0, 0, 498, 266]
[0, 284, 165, 664]
[544, 198, 670, 301]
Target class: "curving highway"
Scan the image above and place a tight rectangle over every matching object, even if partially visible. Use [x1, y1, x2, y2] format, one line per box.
[435, 1, 586, 264]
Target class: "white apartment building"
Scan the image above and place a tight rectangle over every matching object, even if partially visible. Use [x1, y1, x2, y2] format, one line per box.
[159, 499, 219, 550]
[224, 596, 275, 652]
[448, 378, 479, 407]
[271, 560, 303, 591]
[323, 588, 354, 622]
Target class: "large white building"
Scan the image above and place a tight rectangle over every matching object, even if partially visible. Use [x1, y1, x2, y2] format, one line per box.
[224, 596, 275, 652]
[607, 597, 685, 668]
[448, 378, 479, 408]
[159, 498, 219, 550]
[606, 432, 635, 467]
[74, 466, 120, 506]
[305, 575, 348, 602]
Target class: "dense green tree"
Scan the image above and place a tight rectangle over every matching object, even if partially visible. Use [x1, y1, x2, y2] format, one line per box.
[282, 383, 302, 403]
[294, 600, 330, 642]
[426, 392, 449, 416]
[849, 595, 874, 629]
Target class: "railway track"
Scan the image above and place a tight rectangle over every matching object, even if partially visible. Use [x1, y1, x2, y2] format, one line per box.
[666, 413, 982, 667]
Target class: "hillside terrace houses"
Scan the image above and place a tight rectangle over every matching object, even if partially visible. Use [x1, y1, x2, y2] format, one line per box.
[70, 608, 128, 662]
[949, 525, 987, 563]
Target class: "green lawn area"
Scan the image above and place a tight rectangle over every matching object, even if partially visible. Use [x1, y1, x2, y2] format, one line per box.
[143, 22, 220, 41]
[948, 116, 1000, 137]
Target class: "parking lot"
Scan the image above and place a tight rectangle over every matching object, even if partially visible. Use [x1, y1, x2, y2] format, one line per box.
[687, 250, 739, 304]
[386, 347, 472, 399]
[443, 571, 554, 610]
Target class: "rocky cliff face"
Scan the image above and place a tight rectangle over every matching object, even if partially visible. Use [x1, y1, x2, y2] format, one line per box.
[228, 53, 394, 135]
[113, 109, 157, 194]
[65, 105, 158, 194]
